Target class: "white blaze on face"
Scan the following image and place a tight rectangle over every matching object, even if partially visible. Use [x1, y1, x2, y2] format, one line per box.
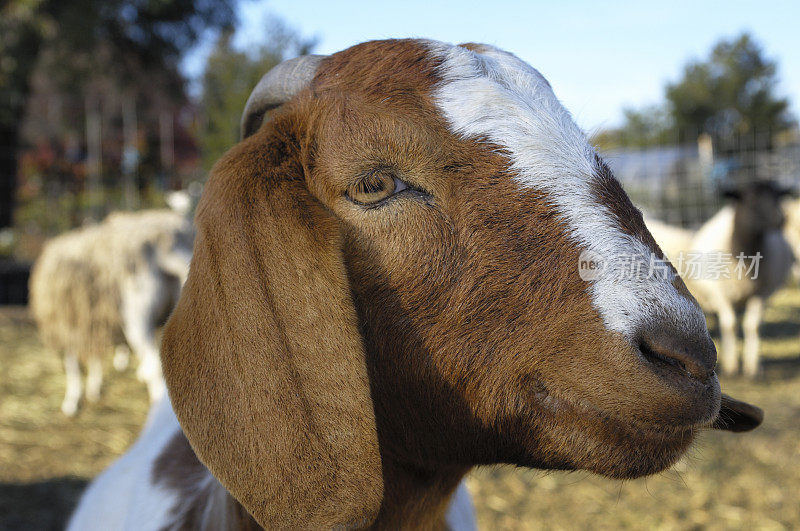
[427, 41, 704, 340]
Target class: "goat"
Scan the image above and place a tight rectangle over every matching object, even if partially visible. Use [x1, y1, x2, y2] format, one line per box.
[68, 39, 763, 530]
[647, 181, 794, 377]
[29, 209, 193, 415]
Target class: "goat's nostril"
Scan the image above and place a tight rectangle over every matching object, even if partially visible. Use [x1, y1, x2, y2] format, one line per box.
[637, 333, 716, 382]
[639, 341, 686, 372]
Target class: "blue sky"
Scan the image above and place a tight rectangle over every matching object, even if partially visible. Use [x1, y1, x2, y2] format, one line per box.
[184, 0, 800, 132]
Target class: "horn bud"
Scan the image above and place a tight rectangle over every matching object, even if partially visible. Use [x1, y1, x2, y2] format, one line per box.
[240, 54, 326, 139]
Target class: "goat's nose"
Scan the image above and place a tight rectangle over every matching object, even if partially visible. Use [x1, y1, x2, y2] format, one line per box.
[636, 325, 717, 382]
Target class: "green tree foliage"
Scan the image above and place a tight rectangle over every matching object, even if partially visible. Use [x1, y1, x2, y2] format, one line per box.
[667, 33, 793, 142]
[593, 105, 676, 151]
[593, 33, 794, 150]
[1, 2, 47, 227]
[0, 0, 237, 227]
[198, 19, 315, 170]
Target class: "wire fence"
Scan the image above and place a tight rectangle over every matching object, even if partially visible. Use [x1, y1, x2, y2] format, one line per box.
[602, 132, 800, 228]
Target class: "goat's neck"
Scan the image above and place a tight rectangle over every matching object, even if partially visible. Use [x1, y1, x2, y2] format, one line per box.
[185, 449, 467, 530]
[369, 457, 468, 530]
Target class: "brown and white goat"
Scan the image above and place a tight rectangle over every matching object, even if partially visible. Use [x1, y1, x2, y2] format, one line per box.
[68, 39, 762, 530]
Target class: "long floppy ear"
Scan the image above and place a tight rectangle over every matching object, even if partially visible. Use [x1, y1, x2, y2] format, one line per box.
[161, 109, 384, 528]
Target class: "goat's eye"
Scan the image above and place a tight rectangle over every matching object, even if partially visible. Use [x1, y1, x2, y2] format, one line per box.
[346, 171, 408, 205]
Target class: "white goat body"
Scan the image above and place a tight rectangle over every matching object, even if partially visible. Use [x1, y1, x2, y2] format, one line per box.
[784, 198, 800, 279]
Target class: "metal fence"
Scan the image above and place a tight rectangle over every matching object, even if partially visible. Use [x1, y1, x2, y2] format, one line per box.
[603, 133, 800, 228]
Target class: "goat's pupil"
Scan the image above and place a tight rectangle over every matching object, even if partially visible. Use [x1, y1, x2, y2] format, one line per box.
[361, 177, 385, 194]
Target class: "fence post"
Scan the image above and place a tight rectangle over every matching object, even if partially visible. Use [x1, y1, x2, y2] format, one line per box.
[122, 93, 139, 210]
[85, 94, 103, 221]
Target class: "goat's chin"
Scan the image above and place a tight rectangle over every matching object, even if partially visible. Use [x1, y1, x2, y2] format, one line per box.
[579, 425, 697, 479]
[510, 387, 700, 480]
[546, 420, 696, 480]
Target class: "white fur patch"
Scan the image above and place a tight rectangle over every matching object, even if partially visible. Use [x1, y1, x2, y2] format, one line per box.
[67, 398, 184, 530]
[428, 42, 705, 339]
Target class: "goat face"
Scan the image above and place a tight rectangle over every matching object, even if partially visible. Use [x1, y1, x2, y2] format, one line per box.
[162, 39, 762, 528]
[309, 40, 750, 477]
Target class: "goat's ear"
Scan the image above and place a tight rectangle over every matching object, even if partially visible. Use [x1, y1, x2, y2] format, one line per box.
[712, 394, 764, 432]
[161, 114, 384, 528]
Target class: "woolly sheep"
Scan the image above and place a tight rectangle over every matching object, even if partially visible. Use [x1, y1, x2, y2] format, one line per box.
[783, 197, 800, 280]
[30, 209, 193, 415]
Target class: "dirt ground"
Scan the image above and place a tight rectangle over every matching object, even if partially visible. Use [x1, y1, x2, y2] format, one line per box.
[1, 288, 799, 530]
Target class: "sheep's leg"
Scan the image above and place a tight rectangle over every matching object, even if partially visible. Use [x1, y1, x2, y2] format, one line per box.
[61, 352, 82, 416]
[717, 302, 739, 376]
[742, 296, 764, 378]
[113, 345, 131, 371]
[123, 308, 165, 401]
[85, 355, 103, 403]
[121, 271, 165, 403]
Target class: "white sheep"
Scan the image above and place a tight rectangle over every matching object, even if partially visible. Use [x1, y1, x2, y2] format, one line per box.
[68, 39, 762, 530]
[647, 181, 794, 377]
[29, 208, 193, 415]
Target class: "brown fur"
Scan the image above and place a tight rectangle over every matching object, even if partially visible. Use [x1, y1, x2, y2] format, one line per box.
[160, 39, 761, 529]
[161, 102, 384, 528]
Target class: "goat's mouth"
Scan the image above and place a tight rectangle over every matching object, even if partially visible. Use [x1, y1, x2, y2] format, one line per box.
[633, 340, 723, 429]
[520, 369, 725, 479]
[532, 378, 712, 434]
[520, 367, 760, 478]
[523, 382, 701, 478]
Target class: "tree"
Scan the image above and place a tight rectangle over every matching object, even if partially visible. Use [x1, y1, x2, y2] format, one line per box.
[666, 33, 793, 143]
[198, 18, 315, 170]
[593, 33, 794, 150]
[592, 105, 676, 150]
[0, 3, 45, 228]
[0, 0, 237, 228]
